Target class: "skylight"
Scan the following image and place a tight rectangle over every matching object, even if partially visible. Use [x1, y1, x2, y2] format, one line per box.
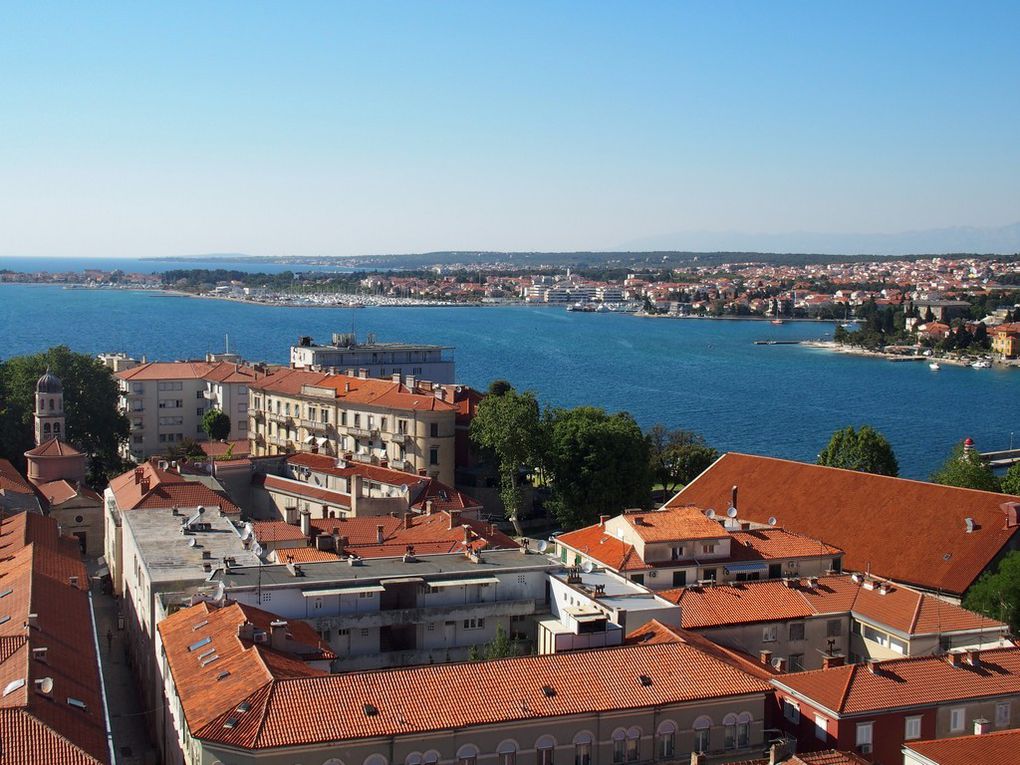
[3, 679, 25, 696]
[192, 619, 209, 631]
[188, 636, 212, 652]
[67, 697, 87, 711]
[0, 615, 10, 626]
[0, 589, 12, 599]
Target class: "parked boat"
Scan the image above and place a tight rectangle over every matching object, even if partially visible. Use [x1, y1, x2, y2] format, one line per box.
[972, 359, 992, 369]
[929, 362, 941, 370]
[771, 318, 784, 325]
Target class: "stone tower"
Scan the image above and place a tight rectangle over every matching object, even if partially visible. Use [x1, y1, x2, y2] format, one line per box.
[34, 368, 65, 446]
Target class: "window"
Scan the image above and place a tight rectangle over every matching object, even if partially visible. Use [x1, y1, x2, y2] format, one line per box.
[723, 713, 737, 750]
[996, 701, 1010, 727]
[672, 570, 687, 587]
[625, 727, 640, 762]
[763, 624, 778, 642]
[905, 715, 922, 740]
[497, 742, 517, 765]
[789, 653, 805, 671]
[573, 734, 592, 765]
[815, 714, 828, 741]
[398, 419, 408, 434]
[656, 721, 676, 759]
[789, 622, 805, 641]
[826, 619, 841, 637]
[702, 543, 716, 554]
[463, 618, 485, 630]
[354, 413, 361, 427]
[457, 745, 478, 765]
[950, 707, 966, 732]
[702, 567, 717, 582]
[429, 447, 439, 465]
[862, 625, 888, 647]
[536, 736, 555, 765]
[430, 422, 439, 437]
[783, 699, 800, 724]
[855, 722, 873, 754]
[768, 563, 782, 578]
[631, 574, 644, 585]
[693, 717, 711, 753]
[737, 712, 751, 748]
[671, 546, 683, 560]
[612, 730, 626, 763]
[196, 407, 204, 416]
[889, 636, 908, 655]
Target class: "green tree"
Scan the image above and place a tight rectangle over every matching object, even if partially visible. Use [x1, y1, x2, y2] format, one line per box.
[963, 551, 1020, 631]
[929, 442, 1001, 492]
[0, 346, 129, 483]
[545, 406, 651, 529]
[1001, 462, 1020, 496]
[469, 387, 543, 535]
[202, 408, 232, 441]
[647, 425, 719, 495]
[483, 624, 520, 660]
[165, 438, 206, 462]
[817, 425, 899, 477]
[487, 379, 513, 397]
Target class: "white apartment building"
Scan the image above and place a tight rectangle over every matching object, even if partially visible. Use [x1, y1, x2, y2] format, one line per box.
[290, 332, 456, 383]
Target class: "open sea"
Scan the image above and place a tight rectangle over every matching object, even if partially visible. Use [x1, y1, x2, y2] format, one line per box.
[1, 259, 1017, 479]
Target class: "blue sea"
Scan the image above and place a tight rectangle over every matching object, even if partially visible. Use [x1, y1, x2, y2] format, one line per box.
[2, 282, 1017, 479]
[0, 256, 352, 275]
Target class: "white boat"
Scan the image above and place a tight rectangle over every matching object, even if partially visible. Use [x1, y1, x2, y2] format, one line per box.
[929, 362, 941, 370]
[972, 360, 991, 369]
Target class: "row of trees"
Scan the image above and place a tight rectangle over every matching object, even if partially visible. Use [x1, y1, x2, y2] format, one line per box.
[470, 382, 719, 533]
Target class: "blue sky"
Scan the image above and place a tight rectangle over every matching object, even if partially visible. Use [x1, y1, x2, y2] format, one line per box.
[2, 2, 1019, 257]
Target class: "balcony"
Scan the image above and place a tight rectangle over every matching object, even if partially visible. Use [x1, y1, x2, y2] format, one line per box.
[349, 427, 374, 439]
[252, 411, 265, 422]
[301, 419, 335, 434]
[388, 458, 410, 471]
[313, 598, 536, 631]
[202, 389, 217, 400]
[386, 432, 410, 445]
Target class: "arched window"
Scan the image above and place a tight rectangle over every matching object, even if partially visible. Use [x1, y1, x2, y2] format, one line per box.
[43, 423, 51, 434]
[536, 735, 556, 765]
[737, 712, 753, 749]
[457, 744, 478, 765]
[723, 713, 738, 750]
[656, 721, 677, 760]
[573, 732, 593, 765]
[497, 740, 518, 765]
[625, 727, 641, 762]
[364, 755, 387, 765]
[422, 752, 440, 765]
[405, 755, 422, 765]
[49, 398, 54, 411]
[611, 728, 627, 764]
[693, 716, 712, 754]
[53, 423, 60, 434]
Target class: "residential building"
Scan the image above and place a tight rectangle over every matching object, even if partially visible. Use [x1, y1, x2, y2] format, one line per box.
[0, 512, 111, 764]
[102, 460, 243, 596]
[733, 749, 870, 765]
[250, 451, 483, 523]
[116, 357, 262, 461]
[555, 505, 842, 590]
[991, 322, 1020, 359]
[290, 332, 456, 382]
[211, 548, 554, 669]
[660, 574, 1008, 672]
[772, 646, 1020, 764]
[247, 367, 477, 486]
[903, 728, 1020, 765]
[158, 597, 773, 765]
[670, 453, 1020, 600]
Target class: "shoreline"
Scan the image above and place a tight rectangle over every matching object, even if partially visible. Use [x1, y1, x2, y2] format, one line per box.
[801, 340, 1016, 369]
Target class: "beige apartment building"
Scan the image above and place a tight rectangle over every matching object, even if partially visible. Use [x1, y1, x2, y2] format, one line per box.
[248, 368, 473, 486]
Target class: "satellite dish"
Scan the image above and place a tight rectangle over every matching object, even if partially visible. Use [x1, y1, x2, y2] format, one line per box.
[726, 506, 738, 519]
[196, 506, 206, 515]
[39, 677, 53, 694]
[188, 538, 197, 548]
[706, 509, 716, 519]
[400, 484, 409, 495]
[537, 540, 549, 553]
[581, 562, 594, 574]
[767, 516, 778, 527]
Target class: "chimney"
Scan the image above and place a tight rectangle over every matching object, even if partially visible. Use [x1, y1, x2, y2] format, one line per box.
[269, 620, 288, 651]
[134, 467, 144, 484]
[1003, 502, 1020, 529]
[772, 657, 787, 672]
[867, 658, 882, 674]
[974, 717, 991, 735]
[358, 369, 368, 379]
[31, 646, 48, 663]
[236, 621, 256, 642]
[314, 533, 335, 551]
[344, 382, 351, 393]
[599, 514, 610, 527]
[300, 509, 311, 538]
[965, 649, 982, 668]
[822, 654, 845, 669]
[759, 649, 772, 665]
[435, 387, 445, 401]
[426, 499, 434, 516]
[403, 512, 413, 529]
[633, 516, 644, 526]
[947, 651, 963, 668]
[376, 524, 385, 544]
[140, 477, 151, 494]
[406, 375, 416, 390]
[689, 753, 706, 765]
[26, 613, 39, 630]
[768, 741, 793, 765]
[391, 372, 402, 384]
[418, 467, 427, 476]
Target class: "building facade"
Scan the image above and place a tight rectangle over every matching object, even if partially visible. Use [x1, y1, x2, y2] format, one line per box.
[290, 333, 456, 383]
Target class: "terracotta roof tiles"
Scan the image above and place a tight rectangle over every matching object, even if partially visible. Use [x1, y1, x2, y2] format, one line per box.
[904, 728, 1020, 764]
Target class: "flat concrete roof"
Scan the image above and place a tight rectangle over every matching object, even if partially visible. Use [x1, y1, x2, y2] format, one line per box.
[550, 568, 676, 612]
[123, 506, 260, 587]
[217, 549, 555, 591]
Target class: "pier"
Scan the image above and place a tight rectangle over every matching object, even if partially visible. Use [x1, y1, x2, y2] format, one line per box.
[753, 340, 803, 345]
[980, 449, 1020, 469]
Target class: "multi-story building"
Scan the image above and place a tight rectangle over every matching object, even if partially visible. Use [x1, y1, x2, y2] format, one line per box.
[671, 453, 1020, 601]
[661, 574, 1008, 672]
[115, 356, 261, 460]
[248, 368, 477, 486]
[158, 597, 774, 765]
[555, 505, 842, 591]
[290, 332, 456, 382]
[991, 322, 1020, 359]
[772, 646, 1020, 763]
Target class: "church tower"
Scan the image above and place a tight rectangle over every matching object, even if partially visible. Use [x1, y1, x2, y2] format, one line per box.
[34, 368, 65, 446]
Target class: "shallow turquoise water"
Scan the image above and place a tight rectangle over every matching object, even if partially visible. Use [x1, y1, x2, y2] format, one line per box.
[2, 283, 1017, 479]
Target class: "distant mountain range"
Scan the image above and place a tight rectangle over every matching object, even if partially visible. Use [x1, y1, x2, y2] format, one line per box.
[618, 222, 1020, 257]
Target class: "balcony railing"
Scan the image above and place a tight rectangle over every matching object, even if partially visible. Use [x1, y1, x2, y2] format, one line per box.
[312, 598, 536, 630]
[349, 427, 374, 438]
[386, 432, 410, 445]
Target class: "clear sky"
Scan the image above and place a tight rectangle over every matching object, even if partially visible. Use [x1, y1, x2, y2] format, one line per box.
[3, 2, 1019, 258]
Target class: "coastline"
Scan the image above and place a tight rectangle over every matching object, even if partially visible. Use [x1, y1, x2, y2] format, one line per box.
[801, 339, 1016, 369]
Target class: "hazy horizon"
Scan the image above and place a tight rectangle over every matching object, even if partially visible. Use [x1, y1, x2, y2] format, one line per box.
[3, 3, 1019, 259]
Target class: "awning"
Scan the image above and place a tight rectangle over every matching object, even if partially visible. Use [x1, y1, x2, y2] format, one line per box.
[723, 562, 769, 573]
[565, 608, 606, 622]
[302, 585, 386, 597]
[428, 576, 501, 588]
[382, 577, 426, 585]
[315, 437, 328, 447]
[304, 435, 316, 444]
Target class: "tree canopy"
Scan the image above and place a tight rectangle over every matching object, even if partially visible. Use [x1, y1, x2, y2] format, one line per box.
[963, 551, 1020, 632]
[1002, 462, 1020, 497]
[0, 346, 129, 483]
[817, 425, 899, 476]
[202, 408, 232, 441]
[647, 425, 719, 495]
[544, 406, 651, 529]
[929, 442, 1001, 492]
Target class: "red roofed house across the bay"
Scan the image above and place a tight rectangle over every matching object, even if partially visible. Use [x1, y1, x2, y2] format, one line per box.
[555, 504, 842, 590]
[772, 646, 1020, 764]
[158, 599, 775, 765]
[670, 453, 1020, 600]
[0, 512, 111, 764]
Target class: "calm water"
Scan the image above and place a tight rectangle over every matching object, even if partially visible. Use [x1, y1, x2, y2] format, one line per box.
[0, 256, 351, 275]
[2, 283, 1017, 479]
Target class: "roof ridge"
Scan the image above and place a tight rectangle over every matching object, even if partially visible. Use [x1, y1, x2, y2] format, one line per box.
[907, 588, 924, 633]
[835, 663, 857, 712]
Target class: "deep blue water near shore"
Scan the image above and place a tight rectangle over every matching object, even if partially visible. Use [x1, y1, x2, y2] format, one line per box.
[2, 283, 1017, 479]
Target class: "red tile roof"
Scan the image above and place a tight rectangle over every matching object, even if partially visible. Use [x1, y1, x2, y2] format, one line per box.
[625, 620, 780, 681]
[904, 729, 1020, 764]
[200, 440, 251, 459]
[23, 438, 82, 458]
[731, 752, 870, 765]
[34, 479, 102, 508]
[773, 646, 1020, 716]
[250, 369, 460, 412]
[108, 460, 241, 514]
[728, 528, 842, 561]
[255, 474, 351, 507]
[670, 453, 1020, 595]
[661, 575, 1004, 635]
[0, 460, 35, 496]
[624, 505, 727, 542]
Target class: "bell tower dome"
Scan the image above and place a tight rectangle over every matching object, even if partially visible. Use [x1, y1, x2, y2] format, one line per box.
[34, 368, 65, 446]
